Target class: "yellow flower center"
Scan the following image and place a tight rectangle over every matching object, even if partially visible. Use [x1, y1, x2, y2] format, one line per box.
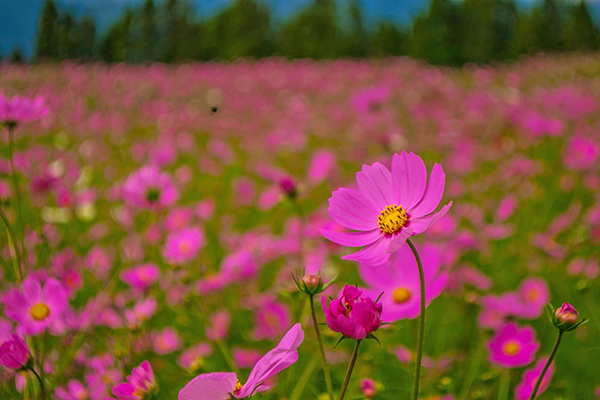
[378, 205, 408, 235]
[502, 340, 521, 356]
[234, 380, 243, 394]
[525, 288, 539, 302]
[392, 288, 412, 304]
[29, 303, 51, 321]
[178, 241, 191, 254]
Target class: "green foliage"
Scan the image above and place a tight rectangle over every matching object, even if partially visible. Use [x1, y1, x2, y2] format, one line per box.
[27, 0, 600, 65]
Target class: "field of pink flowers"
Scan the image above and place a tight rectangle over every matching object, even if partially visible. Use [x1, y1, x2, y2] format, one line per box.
[0, 54, 599, 400]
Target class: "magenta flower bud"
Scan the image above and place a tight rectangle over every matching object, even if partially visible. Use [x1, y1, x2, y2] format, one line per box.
[361, 378, 377, 398]
[0, 335, 30, 369]
[278, 177, 297, 198]
[555, 303, 579, 327]
[322, 285, 382, 340]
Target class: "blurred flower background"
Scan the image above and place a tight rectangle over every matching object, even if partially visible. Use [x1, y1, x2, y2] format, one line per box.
[1, 0, 600, 400]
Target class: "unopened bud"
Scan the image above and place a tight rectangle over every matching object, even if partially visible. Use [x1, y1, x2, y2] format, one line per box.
[302, 275, 321, 290]
[279, 177, 297, 198]
[555, 302, 578, 327]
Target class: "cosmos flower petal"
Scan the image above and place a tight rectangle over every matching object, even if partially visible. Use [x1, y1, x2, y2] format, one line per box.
[386, 228, 414, 253]
[408, 163, 446, 216]
[342, 236, 391, 265]
[178, 372, 238, 400]
[355, 162, 394, 210]
[21, 277, 42, 303]
[408, 202, 452, 235]
[392, 151, 427, 209]
[320, 229, 381, 247]
[328, 188, 379, 230]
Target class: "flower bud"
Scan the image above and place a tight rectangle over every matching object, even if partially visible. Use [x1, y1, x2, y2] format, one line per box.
[0, 335, 30, 369]
[361, 379, 377, 398]
[554, 303, 578, 327]
[302, 275, 321, 290]
[279, 177, 297, 198]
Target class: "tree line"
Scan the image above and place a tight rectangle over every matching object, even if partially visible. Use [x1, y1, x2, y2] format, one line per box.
[6, 0, 600, 65]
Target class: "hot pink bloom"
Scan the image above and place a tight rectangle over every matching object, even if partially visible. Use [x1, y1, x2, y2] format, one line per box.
[4, 276, 68, 335]
[514, 356, 555, 400]
[359, 242, 447, 321]
[178, 324, 304, 400]
[486, 323, 540, 368]
[0, 335, 30, 369]
[0, 94, 49, 125]
[122, 165, 178, 209]
[178, 342, 213, 371]
[321, 285, 382, 340]
[152, 327, 182, 355]
[205, 310, 231, 341]
[361, 379, 377, 398]
[250, 297, 293, 341]
[162, 228, 205, 265]
[112, 361, 157, 400]
[120, 263, 160, 291]
[55, 379, 89, 400]
[514, 277, 549, 319]
[563, 136, 598, 171]
[321, 151, 452, 265]
[478, 293, 521, 329]
[232, 348, 263, 369]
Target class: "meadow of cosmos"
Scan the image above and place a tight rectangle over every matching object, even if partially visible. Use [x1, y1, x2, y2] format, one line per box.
[0, 54, 598, 400]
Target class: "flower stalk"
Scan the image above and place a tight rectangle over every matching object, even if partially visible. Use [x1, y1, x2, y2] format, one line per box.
[528, 331, 562, 400]
[309, 294, 335, 400]
[337, 340, 361, 400]
[407, 238, 426, 400]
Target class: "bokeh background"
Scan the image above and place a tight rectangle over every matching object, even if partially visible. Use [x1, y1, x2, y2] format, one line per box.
[1, 1, 600, 400]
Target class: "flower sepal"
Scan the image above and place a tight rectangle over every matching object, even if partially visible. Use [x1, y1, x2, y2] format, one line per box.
[292, 271, 338, 296]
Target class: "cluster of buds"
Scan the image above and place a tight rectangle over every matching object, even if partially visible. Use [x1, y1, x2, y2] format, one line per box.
[547, 302, 588, 332]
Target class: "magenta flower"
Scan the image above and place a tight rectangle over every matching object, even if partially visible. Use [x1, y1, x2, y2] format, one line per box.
[0, 94, 49, 125]
[321, 285, 382, 340]
[122, 165, 178, 209]
[55, 379, 89, 400]
[514, 356, 555, 400]
[0, 335, 30, 369]
[162, 228, 205, 265]
[321, 151, 451, 265]
[4, 276, 68, 335]
[120, 263, 160, 292]
[152, 327, 182, 355]
[486, 323, 540, 368]
[178, 324, 304, 400]
[361, 379, 377, 398]
[554, 302, 579, 328]
[514, 277, 549, 319]
[112, 361, 157, 400]
[359, 242, 447, 321]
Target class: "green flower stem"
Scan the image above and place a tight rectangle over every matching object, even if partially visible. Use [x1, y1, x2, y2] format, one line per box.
[528, 331, 563, 400]
[27, 367, 46, 400]
[0, 206, 23, 283]
[7, 125, 27, 270]
[290, 353, 319, 400]
[407, 238, 426, 400]
[498, 370, 510, 400]
[309, 294, 335, 400]
[337, 340, 361, 400]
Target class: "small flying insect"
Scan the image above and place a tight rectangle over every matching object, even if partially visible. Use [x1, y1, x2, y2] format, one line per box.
[210, 106, 219, 114]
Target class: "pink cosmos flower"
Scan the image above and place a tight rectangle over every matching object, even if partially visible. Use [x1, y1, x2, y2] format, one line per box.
[205, 310, 231, 341]
[112, 361, 157, 400]
[478, 293, 521, 329]
[563, 136, 598, 171]
[0, 94, 49, 125]
[178, 342, 213, 371]
[361, 379, 377, 398]
[250, 297, 293, 341]
[4, 276, 68, 335]
[122, 165, 178, 209]
[322, 285, 382, 340]
[359, 242, 447, 321]
[162, 228, 205, 265]
[0, 335, 30, 369]
[178, 324, 304, 400]
[486, 323, 540, 368]
[55, 379, 89, 400]
[321, 151, 452, 265]
[514, 277, 549, 319]
[120, 263, 160, 291]
[152, 327, 182, 355]
[232, 348, 263, 369]
[514, 356, 555, 400]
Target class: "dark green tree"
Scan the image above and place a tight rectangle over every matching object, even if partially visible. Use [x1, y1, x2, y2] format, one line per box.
[73, 16, 97, 60]
[9, 48, 26, 64]
[460, 0, 497, 63]
[141, 0, 157, 60]
[99, 10, 133, 62]
[57, 12, 76, 60]
[345, 0, 369, 57]
[371, 21, 406, 56]
[492, 0, 518, 59]
[35, 0, 59, 60]
[206, 0, 272, 59]
[277, 0, 342, 59]
[564, 1, 598, 51]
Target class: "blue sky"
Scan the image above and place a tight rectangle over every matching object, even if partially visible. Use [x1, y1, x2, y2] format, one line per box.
[0, 0, 586, 58]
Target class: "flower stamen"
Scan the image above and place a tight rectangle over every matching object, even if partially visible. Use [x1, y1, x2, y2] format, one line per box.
[378, 205, 408, 235]
[29, 303, 50, 321]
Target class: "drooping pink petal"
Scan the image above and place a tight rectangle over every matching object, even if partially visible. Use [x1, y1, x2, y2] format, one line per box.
[342, 236, 392, 266]
[236, 324, 304, 398]
[386, 228, 413, 253]
[392, 151, 427, 209]
[319, 229, 380, 248]
[408, 163, 446, 217]
[178, 372, 238, 400]
[408, 202, 452, 235]
[355, 163, 394, 210]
